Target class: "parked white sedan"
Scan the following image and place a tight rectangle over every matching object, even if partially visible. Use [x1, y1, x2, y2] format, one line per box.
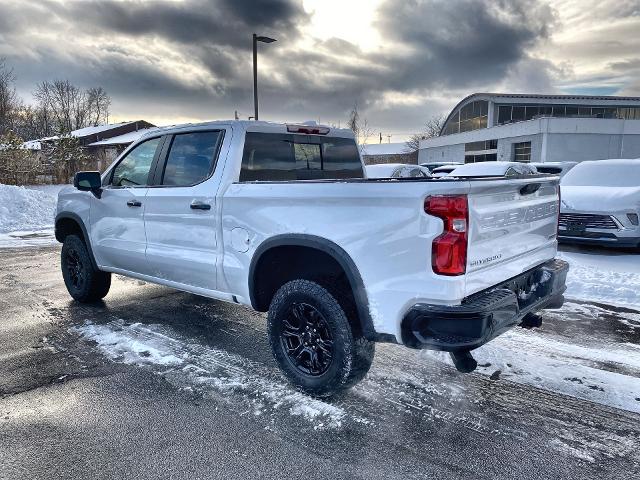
[447, 162, 538, 177]
[559, 159, 640, 248]
[365, 163, 431, 178]
[530, 162, 577, 177]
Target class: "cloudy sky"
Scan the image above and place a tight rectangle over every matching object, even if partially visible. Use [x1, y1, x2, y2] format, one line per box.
[1, 0, 639, 141]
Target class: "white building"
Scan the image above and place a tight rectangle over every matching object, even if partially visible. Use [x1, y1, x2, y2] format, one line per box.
[418, 93, 640, 164]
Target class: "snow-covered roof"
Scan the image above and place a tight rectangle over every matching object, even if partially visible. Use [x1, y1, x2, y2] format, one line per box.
[68, 122, 132, 138]
[31, 121, 152, 144]
[561, 158, 640, 188]
[21, 140, 42, 150]
[2, 140, 41, 151]
[360, 142, 410, 156]
[88, 128, 159, 147]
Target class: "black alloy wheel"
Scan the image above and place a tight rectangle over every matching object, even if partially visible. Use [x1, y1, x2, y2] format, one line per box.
[64, 247, 85, 290]
[61, 234, 111, 302]
[267, 279, 375, 396]
[280, 302, 334, 376]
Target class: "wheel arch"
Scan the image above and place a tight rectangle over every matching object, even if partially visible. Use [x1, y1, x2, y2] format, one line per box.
[249, 234, 379, 341]
[55, 212, 98, 270]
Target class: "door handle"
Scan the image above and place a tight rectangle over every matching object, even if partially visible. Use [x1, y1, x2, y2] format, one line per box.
[126, 200, 142, 207]
[190, 201, 211, 210]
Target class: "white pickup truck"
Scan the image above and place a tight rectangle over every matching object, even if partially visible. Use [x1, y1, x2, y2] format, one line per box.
[56, 120, 568, 396]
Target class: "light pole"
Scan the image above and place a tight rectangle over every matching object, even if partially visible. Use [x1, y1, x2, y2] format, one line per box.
[253, 33, 276, 121]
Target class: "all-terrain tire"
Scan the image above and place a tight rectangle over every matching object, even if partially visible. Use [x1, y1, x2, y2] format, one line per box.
[267, 279, 375, 397]
[61, 234, 111, 302]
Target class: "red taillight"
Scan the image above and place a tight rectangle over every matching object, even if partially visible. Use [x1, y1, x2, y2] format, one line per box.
[424, 195, 468, 276]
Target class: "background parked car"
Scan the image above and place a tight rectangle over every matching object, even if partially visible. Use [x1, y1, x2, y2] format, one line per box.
[559, 159, 640, 248]
[530, 161, 577, 177]
[447, 162, 538, 177]
[419, 161, 462, 173]
[430, 165, 459, 177]
[365, 163, 431, 178]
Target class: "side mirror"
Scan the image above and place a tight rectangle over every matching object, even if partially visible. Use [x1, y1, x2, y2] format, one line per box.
[74, 171, 102, 198]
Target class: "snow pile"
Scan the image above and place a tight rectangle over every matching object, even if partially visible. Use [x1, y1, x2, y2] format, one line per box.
[73, 320, 352, 429]
[0, 184, 67, 247]
[560, 250, 640, 308]
[76, 322, 184, 366]
[0, 184, 59, 233]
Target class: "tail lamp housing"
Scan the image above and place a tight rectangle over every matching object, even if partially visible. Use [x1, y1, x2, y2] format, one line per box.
[424, 195, 468, 276]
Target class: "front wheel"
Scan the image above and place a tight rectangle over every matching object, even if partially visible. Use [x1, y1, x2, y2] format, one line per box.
[61, 234, 111, 302]
[267, 279, 375, 397]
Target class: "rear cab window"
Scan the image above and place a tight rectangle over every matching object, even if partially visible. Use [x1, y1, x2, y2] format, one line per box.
[240, 132, 364, 181]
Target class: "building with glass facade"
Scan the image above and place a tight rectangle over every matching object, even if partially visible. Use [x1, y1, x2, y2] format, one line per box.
[418, 93, 640, 164]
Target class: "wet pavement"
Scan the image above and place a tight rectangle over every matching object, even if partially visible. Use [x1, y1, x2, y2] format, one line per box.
[1, 246, 639, 479]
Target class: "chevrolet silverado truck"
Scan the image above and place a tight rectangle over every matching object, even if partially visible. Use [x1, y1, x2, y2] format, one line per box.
[56, 120, 568, 396]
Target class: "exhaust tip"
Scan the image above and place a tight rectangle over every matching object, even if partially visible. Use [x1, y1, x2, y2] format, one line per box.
[449, 350, 477, 373]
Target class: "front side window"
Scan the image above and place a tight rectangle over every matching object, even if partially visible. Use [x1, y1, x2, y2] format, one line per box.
[240, 133, 364, 181]
[162, 131, 222, 186]
[111, 137, 162, 187]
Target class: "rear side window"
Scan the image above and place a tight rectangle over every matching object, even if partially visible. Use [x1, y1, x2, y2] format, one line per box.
[240, 133, 364, 181]
[162, 131, 223, 186]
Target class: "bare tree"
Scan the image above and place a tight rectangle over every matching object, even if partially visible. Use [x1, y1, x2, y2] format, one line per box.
[347, 103, 374, 150]
[86, 86, 111, 126]
[405, 114, 446, 152]
[0, 59, 21, 136]
[33, 80, 112, 134]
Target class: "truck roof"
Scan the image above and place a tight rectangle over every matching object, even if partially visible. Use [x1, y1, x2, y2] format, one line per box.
[138, 120, 355, 141]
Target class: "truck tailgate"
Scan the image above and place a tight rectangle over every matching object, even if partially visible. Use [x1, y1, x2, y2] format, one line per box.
[464, 176, 560, 297]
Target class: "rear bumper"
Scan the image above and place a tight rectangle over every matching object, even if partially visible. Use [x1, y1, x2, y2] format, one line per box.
[401, 259, 569, 350]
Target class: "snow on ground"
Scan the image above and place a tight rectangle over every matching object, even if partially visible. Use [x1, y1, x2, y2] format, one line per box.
[73, 320, 352, 429]
[0, 184, 67, 247]
[73, 302, 640, 432]
[559, 248, 640, 308]
[421, 301, 640, 414]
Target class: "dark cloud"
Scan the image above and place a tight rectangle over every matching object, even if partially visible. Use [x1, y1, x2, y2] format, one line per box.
[56, 0, 306, 49]
[372, 0, 554, 91]
[2, 0, 615, 135]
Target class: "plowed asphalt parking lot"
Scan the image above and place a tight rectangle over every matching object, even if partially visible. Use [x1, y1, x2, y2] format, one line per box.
[1, 246, 639, 479]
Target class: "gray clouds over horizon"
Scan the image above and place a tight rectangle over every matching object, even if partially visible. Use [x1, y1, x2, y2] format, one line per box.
[1, 0, 638, 137]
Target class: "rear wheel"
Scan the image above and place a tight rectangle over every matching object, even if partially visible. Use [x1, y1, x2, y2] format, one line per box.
[61, 234, 111, 302]
[267, 279, 374, 397]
